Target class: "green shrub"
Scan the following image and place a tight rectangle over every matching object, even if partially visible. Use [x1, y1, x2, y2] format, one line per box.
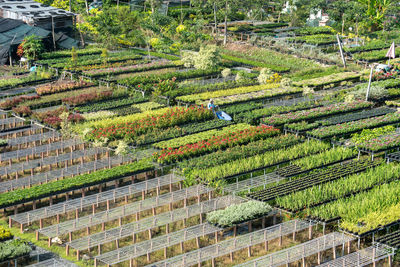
[207, 201, 272, 227]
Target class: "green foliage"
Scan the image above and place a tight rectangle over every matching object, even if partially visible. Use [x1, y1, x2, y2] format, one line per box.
[188, 140, 330, 186]
[351, 125, 395, 145]
[181, 45, 221, 70]
[0, 239, 32, 262]
[154, 123, 251, 149]
[277, 160, 399, 212]
[152, 78, 178, 97]
[0, 226, 13, 241]
[71, 46, 78, 66]
[221, 54, 289, 73]
[0, 159, 154, 208]
[179, 135, 302, 173]
[194, 45, 220, 70]
[21, 35, 43, 60]
[309, 179, 400, 234]
[207, 201, 272, 227]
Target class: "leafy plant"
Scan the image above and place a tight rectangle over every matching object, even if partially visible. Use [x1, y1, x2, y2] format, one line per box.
[352, 125, 395, 145]
[0, 159, 153, 208]
[188, 140, 330, 186]
[207, 201, 272, 227]
[154, 125, 280, 164]
[0, 226, 12, 241]
[0, 239, 31, 262]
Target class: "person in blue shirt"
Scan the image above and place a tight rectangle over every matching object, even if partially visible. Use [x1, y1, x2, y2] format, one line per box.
[207, 98, 215, 110]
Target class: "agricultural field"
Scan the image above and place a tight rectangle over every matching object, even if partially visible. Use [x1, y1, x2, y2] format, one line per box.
[1, 9, 400, 267]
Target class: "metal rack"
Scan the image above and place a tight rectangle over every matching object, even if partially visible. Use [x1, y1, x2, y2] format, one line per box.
[10, 173, 183, 226]
[67, 196, 242, 257]
[146, 220, 312, 267]
[95, 223, 222, 265]
[234, 232, 355, 267]
[317, 243, 395, 267]
[38, 185, 215, 239]
[0, 154, 133, 192]
[223, 172, 284, 195]
[0, 138, 84, 162]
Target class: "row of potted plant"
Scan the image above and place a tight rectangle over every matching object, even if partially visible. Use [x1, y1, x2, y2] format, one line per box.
[223, 46, 318, 73]
[57, 55, 143, 70]
[188, 140, 330, 187]
[70, 59, 142, 72]
[0, 72, 53, 91]
[292, 72, 361, 88]
[357, 133, 400, 152]
[308, 179, 400, 234]
[352, 48, 400, 62]
[176, 84, 280, 103]
[0, 95, 39, 110]
[20, 86, 112, 110]
[36, 80, 94, 96]
[307, 112, 400, 139]
[133, 119, 233, 147]
[179, 134, 302, 176]
[294, 26, 334, 36]
[290, 146, 357, 170]
[36, 50, 141, 65]
[120, 68, 222, 90]
[351, 125, 395, 145]
[153, 123, 251, 149]
[221, 54, 289, 72]
[83, 60, 176, 77]
[63, 90, 113, 106]
[0, 159, 153, 208]
[263, 101, 372, 126]
[40, 47, 103, 59]
[344, 40, 392, 53]
[74, 91, 147, 113]
[86, 106, 213, 142]
[199, 87, 302, 106]
[237, 100, 320, 124]
[165, 79, 259, 100]
[287, 34, 337, 45]
[276, 160, 395, 212]
[153, 125, 280, 164]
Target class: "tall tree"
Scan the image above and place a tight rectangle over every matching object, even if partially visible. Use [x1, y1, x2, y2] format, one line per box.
[357, 0, 393, 30]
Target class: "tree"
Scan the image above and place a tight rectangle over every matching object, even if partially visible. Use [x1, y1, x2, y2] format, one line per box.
[77, 7, 143, 48]
[20, 35, 43, 60]
[101, 48, 109, 64]
[357, 0, 393, 30]
[181, 45, 221, 70]
[145, 0, 162, 13]
[71, 46, 78, 68]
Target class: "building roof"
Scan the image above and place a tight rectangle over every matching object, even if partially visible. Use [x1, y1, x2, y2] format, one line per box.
[0, 18, 78, 48]
[0, 0, 75, 19]
[0, 18, 49, 46]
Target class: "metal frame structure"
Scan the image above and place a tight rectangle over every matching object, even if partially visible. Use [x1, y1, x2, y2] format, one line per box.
[0, 124, 42, 138]
[223, 172, 284, 195]
[0, 154, 133, 192]
[0, 138, 84, 162]
[38, 185, 215, 239]
[10, 173, 184, 227]
[144, 220, 313, 267]
[69, 196, 242, 259]
[6, 130, 60, 147]
[93, 223, 222, 265]
[0, 147, 106, 177]
[317, 243, 395, 267]
[234, 232, 355, 267]
[27, 258, 78, 267]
